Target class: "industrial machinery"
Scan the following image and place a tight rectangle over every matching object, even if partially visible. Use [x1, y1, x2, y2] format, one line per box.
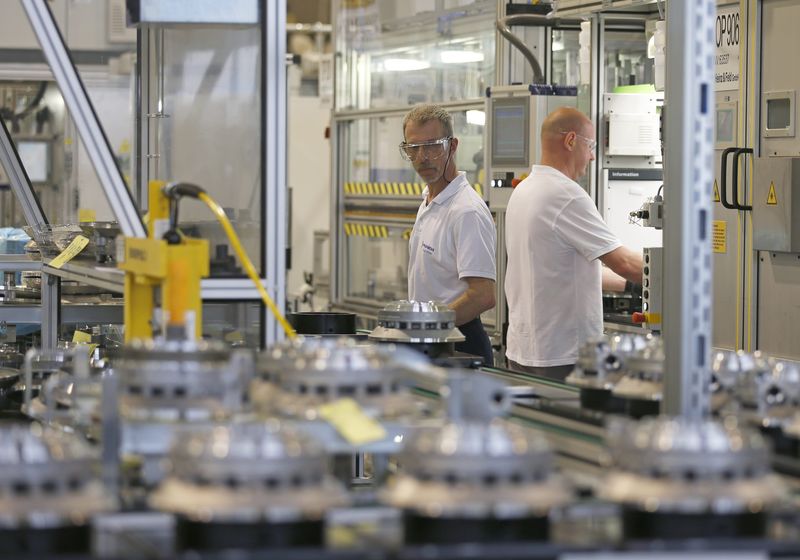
[610, 335, 664, 418]
[382, 419, 571, 544]
[485, 84, 578, 211]
[601, 417, 785, 539]
[150, 422, 349, 551]
[565, 333, 651, 412]
[368, 300, 465, 359]
[253, 336, 424, 421]
[0, 423, 116, 555]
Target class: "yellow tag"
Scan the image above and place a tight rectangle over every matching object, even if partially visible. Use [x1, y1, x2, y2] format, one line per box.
[77, 209, 96, 222]
[712, 220, 727, 253]
[73, 330, 92, 343]
[318, 398, 386, 445]
[49, 235, 90, 269]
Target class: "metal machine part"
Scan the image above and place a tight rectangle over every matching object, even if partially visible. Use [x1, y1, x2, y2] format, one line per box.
[565, 333, 650, 412]
[734, 355, 800, 428]
[382, 420, 571, 544]
[115, 339, 252, 422]
[150, 422, 349, 550]
[254, 336, 424, 420]
[711, 350, 770, 413]
[368, 300, 465, 359]
[601, 417, 785, 539]
[610, 335, 664, 417]
[0, 423, 116, 555]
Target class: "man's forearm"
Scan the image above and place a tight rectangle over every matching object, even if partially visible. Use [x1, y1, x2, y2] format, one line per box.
[449, 279, 496, 326]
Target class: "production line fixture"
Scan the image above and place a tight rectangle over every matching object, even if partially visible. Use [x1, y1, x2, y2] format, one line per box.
[600, 416, 786, 540]
[0, 423, 116, 555]
[368, 300, 465, 359]
[609, 335, 665, 418]
[381, 419, 571, 545]
[253, 336, 427, 421]
[150, 422, 349, 552]
[114, 338, 253, 485]
[565, 333, 651, 413]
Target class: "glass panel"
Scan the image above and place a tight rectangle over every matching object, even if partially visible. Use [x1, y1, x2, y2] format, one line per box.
[551, 29, 581, 87]
[335, 0, 495, 110]
[203, 301, 261, 346]
[0, 1, 130, 232]
[604, 30, 652, 91]
[339, 108, 485, 302]
[154, 27, 263, 277]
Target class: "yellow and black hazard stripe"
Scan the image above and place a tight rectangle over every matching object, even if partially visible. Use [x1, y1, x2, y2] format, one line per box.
[344, 223, 390, 238]
[343, 182, 425, 198]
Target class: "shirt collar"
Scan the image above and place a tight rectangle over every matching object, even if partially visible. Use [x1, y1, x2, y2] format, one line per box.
[421, 172, 467, 206]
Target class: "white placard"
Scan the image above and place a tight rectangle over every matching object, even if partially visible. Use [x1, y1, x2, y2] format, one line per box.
[715, 5, 741, 91]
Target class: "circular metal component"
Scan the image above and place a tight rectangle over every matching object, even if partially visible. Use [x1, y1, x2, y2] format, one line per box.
[369, 300, 465, 345]
[382, 420, 571, 520]
[600, 416, 785, 515]
[115, 339, 251, 422]
[255, 337, 423, 420]
[566, 333, 650, 390]
[611, 336, 664, 403]
[150, 422, 349, 523]
[0, 423, 115, 529]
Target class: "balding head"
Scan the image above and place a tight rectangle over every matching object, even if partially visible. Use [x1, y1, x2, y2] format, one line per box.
[539, 107, 595, 181]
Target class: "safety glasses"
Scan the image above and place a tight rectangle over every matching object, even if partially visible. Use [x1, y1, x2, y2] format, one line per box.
[399, 136, 452, 161]
[560, 131, 597, 151]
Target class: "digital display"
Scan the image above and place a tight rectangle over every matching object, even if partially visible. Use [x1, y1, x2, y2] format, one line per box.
[17, 140, 50, 183]
[491, 97, 529, 167]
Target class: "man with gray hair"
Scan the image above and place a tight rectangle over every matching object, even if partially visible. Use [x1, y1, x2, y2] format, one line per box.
[400, 104, 497, 365]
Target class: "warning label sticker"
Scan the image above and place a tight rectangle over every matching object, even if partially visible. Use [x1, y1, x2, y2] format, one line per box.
[713, 220, 727, 254]
[767, 181, 778, 205]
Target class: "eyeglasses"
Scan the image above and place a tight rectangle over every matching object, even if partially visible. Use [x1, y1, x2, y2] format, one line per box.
[560, 131, 597, 151]
[399, 136, 452, 161]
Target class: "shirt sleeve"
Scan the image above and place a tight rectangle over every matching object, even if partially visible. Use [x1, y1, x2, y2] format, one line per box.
[453, 207, 497, 281]
[553, 195, 621, 261]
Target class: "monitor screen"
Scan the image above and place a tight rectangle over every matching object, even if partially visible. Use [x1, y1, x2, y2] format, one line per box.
[17, 140, 50, 183]
[491, 97, 529, 167]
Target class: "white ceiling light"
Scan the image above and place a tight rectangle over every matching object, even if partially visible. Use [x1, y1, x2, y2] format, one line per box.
[466, 110, 485, 126]
[382, 58, 431, 72]
[552, 40, 565, 52]
[440, 50, 484, 64]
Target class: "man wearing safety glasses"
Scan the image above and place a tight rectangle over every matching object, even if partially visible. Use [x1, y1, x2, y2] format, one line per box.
[504, 107, 643, 381]
[401, 104, 497, 365]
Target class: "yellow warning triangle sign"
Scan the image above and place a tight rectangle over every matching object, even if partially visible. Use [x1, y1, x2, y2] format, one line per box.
[713, 179, 720, 202]
[767, 181, 778, 205]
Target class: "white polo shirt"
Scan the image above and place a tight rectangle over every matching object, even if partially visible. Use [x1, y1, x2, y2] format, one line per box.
[505, 165, 621, 367]
[408, 172, 496, 304]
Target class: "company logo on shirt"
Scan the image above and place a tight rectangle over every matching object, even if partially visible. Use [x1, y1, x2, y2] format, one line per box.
[422, 242, 435, 255]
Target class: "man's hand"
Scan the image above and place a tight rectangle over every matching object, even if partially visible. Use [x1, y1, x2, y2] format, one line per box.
[449, 277, 496, 326]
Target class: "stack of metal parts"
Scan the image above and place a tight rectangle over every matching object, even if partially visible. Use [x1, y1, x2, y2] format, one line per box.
[368, 300, 465, 358]
[115, 339, 252, 484]
[0, 423, 116, 555]
[253, 336, 424, 421]
[565, 333, 650, 412]
[150, 422, 349, 551]
[600, 417, 785, 539]
[610, 336, 664, 418]
[382, 419, 571, 544]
